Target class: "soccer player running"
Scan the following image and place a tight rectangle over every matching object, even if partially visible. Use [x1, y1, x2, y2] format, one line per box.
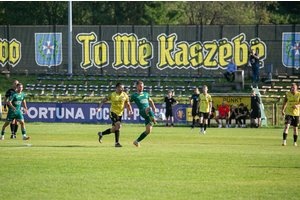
[196, 85, 212, 134]
[3, 79, 19, 139]
[96, 83, 133, 147]
[1, 83, 30, 140]
[162, 90, 178, 127]
[281, 83, 300, 146]
[190, 87, 199, 129]
[130, 81, 157, 147]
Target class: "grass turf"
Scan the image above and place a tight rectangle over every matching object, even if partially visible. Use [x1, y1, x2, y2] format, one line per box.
[0, 123, 299, 200]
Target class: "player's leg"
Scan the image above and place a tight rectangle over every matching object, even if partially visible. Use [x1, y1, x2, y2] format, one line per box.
[199, 113, 204, 133]
[145, 107, 156, 124]
[165, 112, 169, 127]
[18, 120, 30, 140]
[114, 121, 122, 147]
[13, 120, 18, 138]
[98, 112, 116, 143]
[292, 116, 299, 146]
[282, 115, 291, 146]
[1, 121, 11, 140]
[10, 122, 15, 139]
[203, 114, 208, 134]
[170, 115, 174, 127]
[133, 114, 153, 147]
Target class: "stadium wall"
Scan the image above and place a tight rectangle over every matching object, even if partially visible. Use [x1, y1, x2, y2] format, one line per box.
[0, 25, 300, 76]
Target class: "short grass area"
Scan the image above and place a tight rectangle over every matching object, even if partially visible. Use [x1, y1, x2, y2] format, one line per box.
[0, 123, 299, 200]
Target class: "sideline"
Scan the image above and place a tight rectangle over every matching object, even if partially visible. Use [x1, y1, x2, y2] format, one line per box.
[0, 142, 32, 151]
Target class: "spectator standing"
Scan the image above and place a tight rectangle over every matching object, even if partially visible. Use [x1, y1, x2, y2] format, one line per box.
[223, 58, 237, 82]
[190, 87, 199, 129]
[249, 49, 260, 83]
[251, 89, 261, 128]
[162, 90, 178, 127]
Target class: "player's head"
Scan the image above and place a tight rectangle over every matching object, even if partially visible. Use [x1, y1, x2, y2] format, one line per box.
[230, 58, 234, 63]
[232, 104, 237, 108]
[240, 103, 244, 108]
[136, 81, 144, 92]
[251, 89, 256, 96]
[194, 87, 199, 94]
[291, 83, 297, 93]
[222, 101, 226, 107]
[202, 85, 208, 94]
[13, 79, 19, 89]
[116, 82, 124, 94]
[168, 90, 173, 97]
[16, 83, 23, 92]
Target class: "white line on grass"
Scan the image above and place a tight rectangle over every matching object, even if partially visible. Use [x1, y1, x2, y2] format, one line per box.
[0, 142, 32, 151]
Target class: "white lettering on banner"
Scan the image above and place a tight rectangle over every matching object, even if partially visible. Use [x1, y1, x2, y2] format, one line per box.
[28, 107, 38, 118]
[103, 108, 110, 120]
[39, 107, 48, 119]
[96, 110, 102, 120]
[48, 107, 55, 118]
[134, 108, 139, 120]
[90, 108, 96, 119]
[56, 107, 64, 119]
[75, 108, 84, 119]
[66, 108, 74, 119]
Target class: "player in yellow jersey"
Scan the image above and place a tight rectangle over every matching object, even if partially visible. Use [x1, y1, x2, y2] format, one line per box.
[196, 85, 212, 134]
[281, 83, 300, 146]
[96, 83, 133, 147]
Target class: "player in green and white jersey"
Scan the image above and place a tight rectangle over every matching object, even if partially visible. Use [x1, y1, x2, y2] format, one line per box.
[1, 83, 30, 140]
[130, 81, 157, 147]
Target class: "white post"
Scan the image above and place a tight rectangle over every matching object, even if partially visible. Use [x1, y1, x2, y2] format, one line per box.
[68, 1, 72, 74]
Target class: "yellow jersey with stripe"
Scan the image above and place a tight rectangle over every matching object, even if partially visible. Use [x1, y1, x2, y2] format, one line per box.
[106, 91, 129, 116]
[284, 91, 300, 116]
[199, 93, 212, 113]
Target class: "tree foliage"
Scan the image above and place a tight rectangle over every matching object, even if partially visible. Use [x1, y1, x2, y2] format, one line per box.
[0, 1, 298, 25]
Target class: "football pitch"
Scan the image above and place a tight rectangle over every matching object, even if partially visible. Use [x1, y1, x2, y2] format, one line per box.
[1, 123, 299, 200]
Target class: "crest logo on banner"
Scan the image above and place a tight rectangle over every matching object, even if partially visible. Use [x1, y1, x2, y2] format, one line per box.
[282, 32, 300, 70]
[35, 33, 62, 67]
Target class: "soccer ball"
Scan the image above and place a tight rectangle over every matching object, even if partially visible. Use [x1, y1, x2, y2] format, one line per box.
[161, 104, 166, 109]
[156, 112, 165, 121]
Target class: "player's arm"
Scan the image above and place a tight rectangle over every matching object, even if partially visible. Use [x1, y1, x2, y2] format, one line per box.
[3, 96, 8, 112]
[172, 100, 178, 107]
[125, 101, 133, 118]
[96, 98, 108, 112]
[189, 98, 193, 106]
[22, 99, 28, 114]
[8, 98, 16, 112]
[149, 98, 157, 114]
[281, 101, 287, 117]
[196, 100, 200, 113]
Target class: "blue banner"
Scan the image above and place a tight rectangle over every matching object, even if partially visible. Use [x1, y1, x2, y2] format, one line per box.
[20, 102, 191, 124]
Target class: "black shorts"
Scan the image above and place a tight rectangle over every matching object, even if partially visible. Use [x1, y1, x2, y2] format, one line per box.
[192, 107, 198, 117]
[110, 112, 122, 125]
[166, 109, 173, 117]
[251, 109, 261, 119]
[285, 115, 299, 127]
[199, 112, 209, 119]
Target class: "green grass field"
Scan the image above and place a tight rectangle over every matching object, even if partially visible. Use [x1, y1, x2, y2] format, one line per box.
[1, 123, 299, 200]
